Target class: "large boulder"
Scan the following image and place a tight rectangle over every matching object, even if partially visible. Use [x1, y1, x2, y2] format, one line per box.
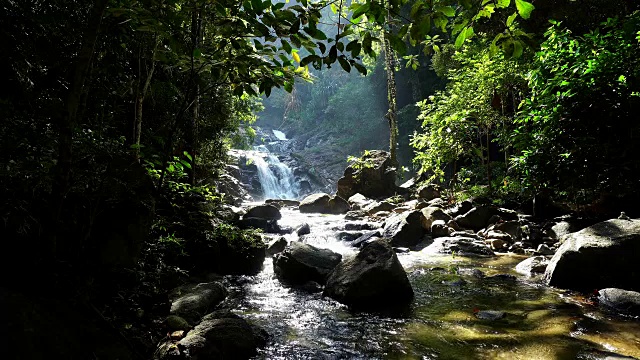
[421, 207, 452, 230]
[597, 288, 640, 316]
[382, 210, 427, 247]
[515, 256, 550, 276]
[416, 183, 441, 201]
[299, 193, 349, 214]
[273, 242, 342, 285]
[215, 174, 251, 206]
[155, 311, 268, 360]
[169, 282, 227, 324]
[324, 239, 413, 310]
[423, 236, 495, 257]
[454, 206, 518, 231]
[348, 193, 373, 210]
[243, 204, 281, 220]
[336, 150, 398, 200]
[298, 193, 331, 213]
[544, 218, 640, 292]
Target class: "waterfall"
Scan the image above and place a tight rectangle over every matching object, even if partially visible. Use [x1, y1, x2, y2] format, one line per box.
[245, 149, 299, 200]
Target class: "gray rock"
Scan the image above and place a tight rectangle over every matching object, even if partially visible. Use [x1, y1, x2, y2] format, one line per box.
[345, 210, 365, 220]
[423, 237, 495, 257]
[336, 230, 364, 242]
[475, 310, 506, 321]
[348, 193, 372, 210]
[274, 242, 342, 285]
[486, 230, 513, 243]
[598, 288, 640, 316]
[535, 244, 554, 255]
[296, 223, 311, 236]
[445, 200, 473, 217]
[544, 218, 640, 292]
[421, 206, 452, 230]
[427, 197, 446, 208]
[364, 201, 396, 215]
[345, 221, 381, 231]
[492, 221, 522, 241]
[157, 312, 268, 360]
[515, 256, 550, 276]
[337, 150, 398, 199]
[417, 183, 441, 201]
[431, 220, 453, 238]
[351, 230, 382, 248]
[324, 239, 413, 310]
[244, 204, 281, 220]
[169, 282, 227, 323]
[298, 193, 331, 213]
[382, 210, 427, 247]
[266, 237, 288, 256]
[299, 193, 349, 214]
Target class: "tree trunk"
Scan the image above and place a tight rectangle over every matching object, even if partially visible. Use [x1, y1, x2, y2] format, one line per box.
[382, 3, 398, 168]
[133, 35, 158, 161]
[187, 1, 202, 185]
[50, 0, 109, 259]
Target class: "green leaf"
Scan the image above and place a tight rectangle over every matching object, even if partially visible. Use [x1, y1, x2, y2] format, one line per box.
[251, 0, 262, 12]
[281, 40, 292, 54]
[352, 3, 370, 19]
[338, 56, 351, 72]
[435, 6, 455, 17]
[284, 81, 293, 93]
[455, 27, 473, 48]
[512, 40, 523, 58]
[515, 0, 535, 19]
[330, 3, 338, 13]
[507, 13, 518, 27]
[353, 62, 368, 75]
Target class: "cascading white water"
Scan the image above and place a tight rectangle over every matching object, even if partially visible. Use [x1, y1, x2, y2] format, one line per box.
[245, 149, 299, 200]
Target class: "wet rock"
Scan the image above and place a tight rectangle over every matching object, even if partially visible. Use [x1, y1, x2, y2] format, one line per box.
[489, 239, 507, 251]
[238, 217, 280, 233]
[515, 256, 550, 276]
[427, 197, 446, 208]
[274, 242, 342, 285]
[423, 237, 495, 257]
[266, 237, 288, 256]
[421, 207, 452, 230]
[156, 311, 268, 360]
[166, 315, 191, 332]
[298, 193, 331, 213]
[431, 220, 453, 238]
[451, 230, 481, 240]
[597, 288, 640, 316]
[475, 310, 506, 321]
[364, 201, 396, 215]
[445, 200, 473, 217]
[486, 230, 513, 243]
[485, 274, 517, 281]
[416, 183, 441, 201]
[348, 193, 372, 210]
[296, 223, 311, 236]
[382, 210, 427, 247]
[492, 221, 522, 241]
[345, 210, 366, 220]
[351, 230, 382, 248]
[394, 247, 410, 253]
[544, 218, 640, 292]
[265, 199, 300, 208]
[324, 239, 413, 310]
[244, 204, 281, 221]
[336, 231, 364, 242]
[336, 150, 398, 200]
[169, 282, 227, 324]
[535, 244, 554, 255]
[345, 221, 381, 231]
[328, 195, 350, 214]
[454, 206, 517, 231]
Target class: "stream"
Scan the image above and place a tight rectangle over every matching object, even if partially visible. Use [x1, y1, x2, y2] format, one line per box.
[224, 206, 640, 360]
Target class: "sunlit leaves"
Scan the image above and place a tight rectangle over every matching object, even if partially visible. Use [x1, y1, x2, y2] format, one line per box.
[515, 0, 535, 19]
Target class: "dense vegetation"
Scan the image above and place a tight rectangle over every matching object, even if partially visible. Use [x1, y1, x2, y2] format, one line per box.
[2, 0, 640, 357]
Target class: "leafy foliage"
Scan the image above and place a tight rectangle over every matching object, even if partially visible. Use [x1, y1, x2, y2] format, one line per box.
[512, 13, 640, 204]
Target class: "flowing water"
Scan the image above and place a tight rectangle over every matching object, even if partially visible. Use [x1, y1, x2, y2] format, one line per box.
[225, 206, 640, 360]
[241, 149, 300, 200]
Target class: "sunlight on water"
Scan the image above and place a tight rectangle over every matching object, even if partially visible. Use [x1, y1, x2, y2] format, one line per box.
[228, 205, 640, 359]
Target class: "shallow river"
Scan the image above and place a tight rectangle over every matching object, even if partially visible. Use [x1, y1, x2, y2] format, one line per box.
[226, 207, 640, 359]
